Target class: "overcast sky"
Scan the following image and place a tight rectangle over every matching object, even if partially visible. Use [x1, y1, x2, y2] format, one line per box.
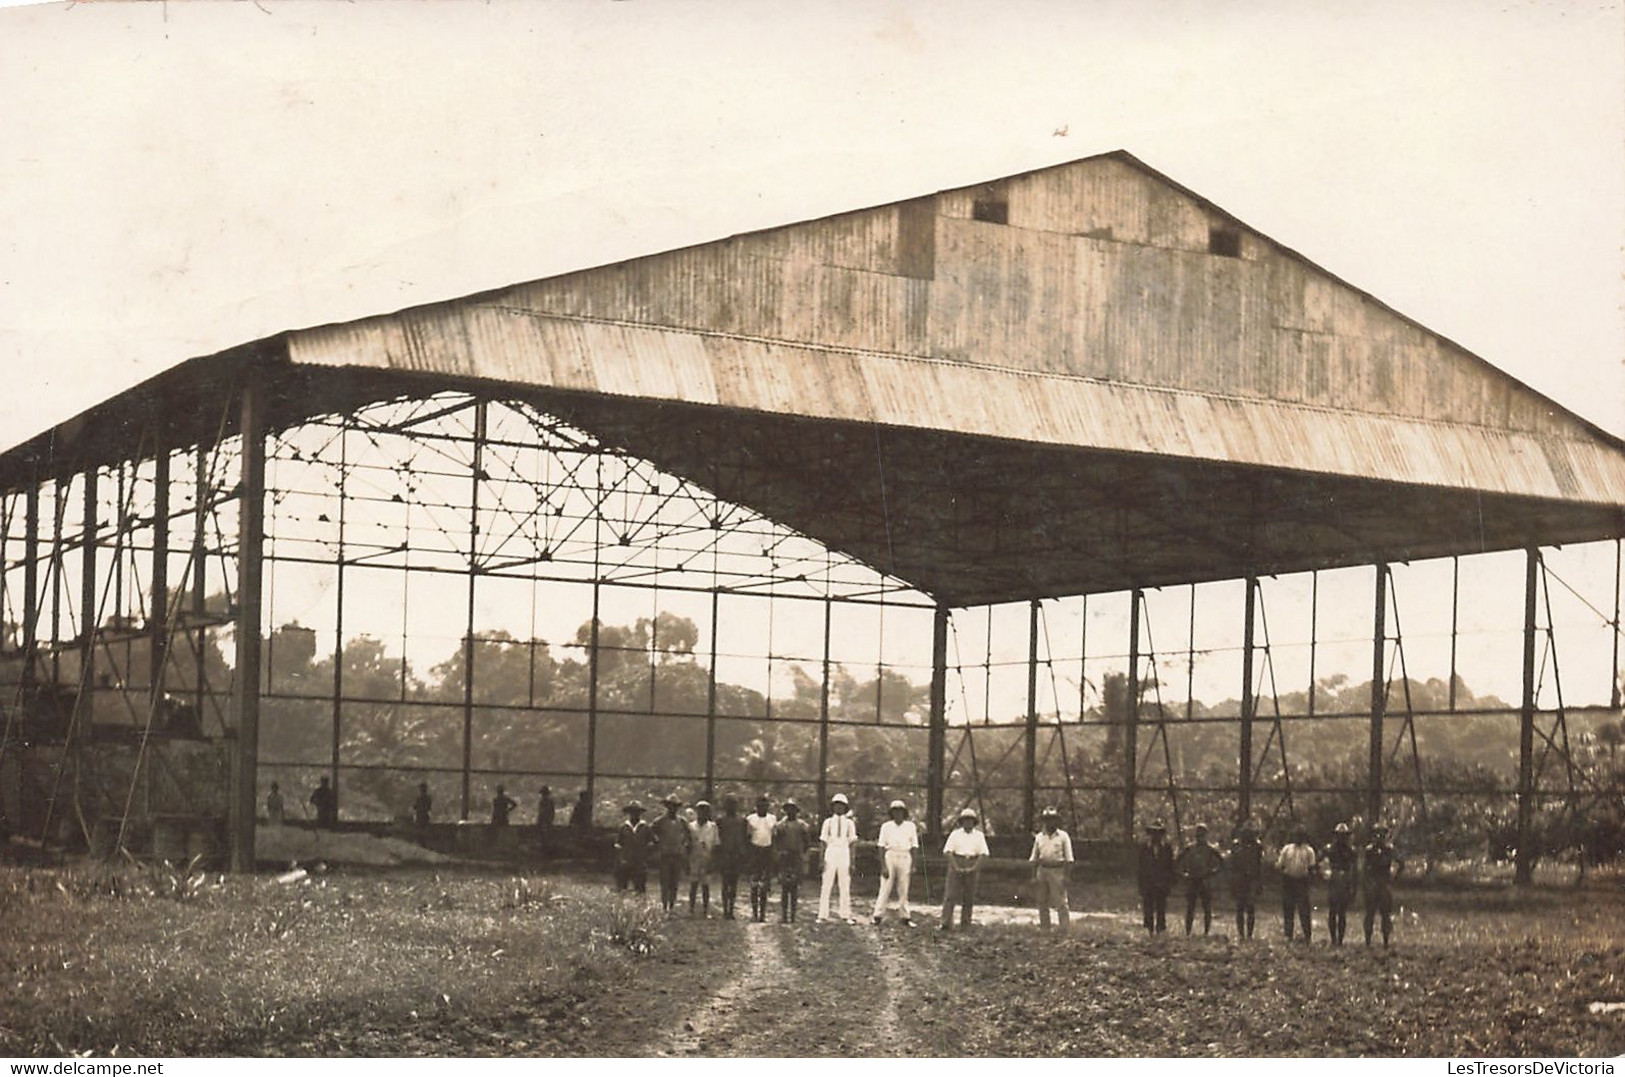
[1, 0, 1622, 708]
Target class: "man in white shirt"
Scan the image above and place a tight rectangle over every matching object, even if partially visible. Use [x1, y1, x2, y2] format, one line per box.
[817, 792, 859, 923]
[940, 807, 990, 931]
[686, 800, 720, 919]
[1028, 806, 1074, 931]
[871, 799, 919, 926]
[744, 795, 778, 923]
[1276, 823, 1319, 943]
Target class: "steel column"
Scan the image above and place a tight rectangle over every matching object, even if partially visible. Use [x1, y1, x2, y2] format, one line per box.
[229, 369, 266, 874]
[703, 587, 720, 801]
[1515, 547, 1539, 886]
[331, 420, 349, 817]
[1023, 598, 1040, 833]
[78, 468, 98, 731]
[50, 486, 62, 685]
[460, 403, 485, 821]
[149, 449, 169, 701]
[22, 479, 37, 688]
[1612, 540, 1621, 711]
[1238, 576, 1257, 824]
[193, 442, 206, 719]
[1449, 557, 1461, 712]
[816, 596, 832, 811]
[1368, 563, 1387, 825]
[1122, 588, 1142, 843]
[584, 576, 601, 803]
[112, 466, 124, 625]
[926, 603, 948, 844]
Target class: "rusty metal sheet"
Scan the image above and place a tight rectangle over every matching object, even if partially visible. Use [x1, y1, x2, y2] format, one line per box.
[273, 145, 1625, 514]
[287, 301, 1625, 507]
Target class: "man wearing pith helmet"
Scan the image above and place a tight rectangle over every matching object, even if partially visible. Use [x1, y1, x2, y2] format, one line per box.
[1323, 821, 1357, 946]
[687, 800, 720, 918]
[871, 799, 920, 926]
[1137, 819, 1175, 935]
[818, 792, 859, 924]
[774, 799, 812, 923]
[1229, 819, 1264, 940]
[652, 793, 691, 914]
[1177, 822, 1224, 936]
[940, 807, 990, 930]
[1362, 823, 1405, 947]
[1029, 806, 1074, 931]
[614, 801, 651, 894]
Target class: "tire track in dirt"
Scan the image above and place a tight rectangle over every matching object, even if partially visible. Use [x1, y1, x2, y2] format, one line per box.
[875, 926, 973, 1056]
[656, 921, 787, 1056]
[857, 925, 908, 1050]
[654, 919, 903, 1056]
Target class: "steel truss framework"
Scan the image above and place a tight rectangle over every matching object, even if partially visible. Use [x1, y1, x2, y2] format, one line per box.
[0, 363, 1619, 882]
[941, 557, 1621, 873]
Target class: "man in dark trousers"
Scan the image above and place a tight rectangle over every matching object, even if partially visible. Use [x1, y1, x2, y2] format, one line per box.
[1362, 823, 1405, 947]
[614, 802, 651, 894]
[651, 794, 691, 913]
[1324, 822, 1358, 946]
[569, 789, 593, 832]
[1137, 819, 1175, 935]
[310, 777, 337, 829]
[412, 782, 432, 830]
[1177, 823, 1224, 936]
[490, 785, 517, 827]
[744, 795, 778, 922]
[536, 786, 556, 829]
[1276, 824, 1319, 942]
[939, 808, 989, 931]
[1228, 819, 1264, 939]
[715, 794, 748, 920]
[774, 799, 812, 923]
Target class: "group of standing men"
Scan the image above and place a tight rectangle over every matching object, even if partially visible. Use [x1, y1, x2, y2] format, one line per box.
[613, 792, 893, 924]
[612, 794, 1074, 931]
[1136, 819, 1406, 946]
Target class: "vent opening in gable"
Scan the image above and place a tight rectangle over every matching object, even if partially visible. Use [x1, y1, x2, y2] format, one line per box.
[1208, 225, 1241, 258]
[972, 199, 1008, 224]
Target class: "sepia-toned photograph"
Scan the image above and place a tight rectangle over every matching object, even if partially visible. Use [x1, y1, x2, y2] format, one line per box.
[0, 0, 1622, 1061]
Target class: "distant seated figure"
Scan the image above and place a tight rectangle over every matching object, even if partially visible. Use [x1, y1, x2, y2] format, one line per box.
[537, 786, 556, 829]
[491, 785, 517, 827]
[266, 782, 285, 826]
[310, 776, 337, 829]
[569, 789, 593, 831]
[412, 782, 432, 829]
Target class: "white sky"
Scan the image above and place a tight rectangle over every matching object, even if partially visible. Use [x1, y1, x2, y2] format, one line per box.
[1, 0, 1622, 709]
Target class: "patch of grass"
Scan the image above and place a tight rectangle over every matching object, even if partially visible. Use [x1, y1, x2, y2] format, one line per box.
[502, 875, 558, 911]
[604, 896, 660, 956]
[916, 878, 1625, 1057]
[0, 866, 652, 1056]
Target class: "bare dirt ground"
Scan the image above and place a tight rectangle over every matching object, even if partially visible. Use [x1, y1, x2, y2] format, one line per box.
[3, 862, 1622, 1057]
[600, 874, 1625, 1057]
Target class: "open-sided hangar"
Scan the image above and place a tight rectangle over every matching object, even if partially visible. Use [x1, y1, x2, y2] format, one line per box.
[1, 151, 1620, 881]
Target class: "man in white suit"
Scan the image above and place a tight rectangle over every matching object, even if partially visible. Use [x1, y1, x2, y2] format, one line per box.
[818, 792, 859, 923]
[871, 799, 919, 926]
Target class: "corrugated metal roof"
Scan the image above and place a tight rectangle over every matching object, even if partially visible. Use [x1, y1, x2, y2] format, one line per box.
[288, 309, 1625, 506]
[3, 149, 1623, 604]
